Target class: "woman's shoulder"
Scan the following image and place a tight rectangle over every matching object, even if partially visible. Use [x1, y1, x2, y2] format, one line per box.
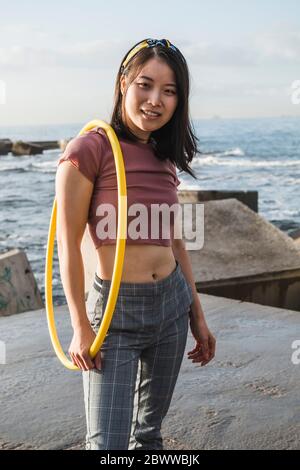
[56, 127, 109, 184]
[62, 126, 110, 161]
[69, 126, 109, 148]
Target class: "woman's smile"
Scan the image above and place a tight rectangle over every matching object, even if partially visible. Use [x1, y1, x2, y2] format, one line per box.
[141, 109, 162, 120]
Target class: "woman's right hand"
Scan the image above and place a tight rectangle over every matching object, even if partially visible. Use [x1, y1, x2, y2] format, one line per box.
[68, 323, 102, 371]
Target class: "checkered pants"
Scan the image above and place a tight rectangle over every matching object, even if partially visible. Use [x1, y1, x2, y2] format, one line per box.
[82, 260, 193, 450]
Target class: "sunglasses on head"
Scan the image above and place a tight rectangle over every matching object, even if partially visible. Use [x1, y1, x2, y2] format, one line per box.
[121, 38, 183, 72]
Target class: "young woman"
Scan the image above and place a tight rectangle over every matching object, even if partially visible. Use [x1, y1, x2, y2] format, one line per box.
[55, 38, 216, 450]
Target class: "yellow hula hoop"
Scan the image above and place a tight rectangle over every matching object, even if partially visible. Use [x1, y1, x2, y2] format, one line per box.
[45, 120, 127, 370]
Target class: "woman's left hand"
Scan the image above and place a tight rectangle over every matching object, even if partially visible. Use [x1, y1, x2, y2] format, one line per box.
[187, 314, 216, 366]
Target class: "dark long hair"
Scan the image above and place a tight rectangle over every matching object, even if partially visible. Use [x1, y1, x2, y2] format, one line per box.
[109, 39, 200, 180]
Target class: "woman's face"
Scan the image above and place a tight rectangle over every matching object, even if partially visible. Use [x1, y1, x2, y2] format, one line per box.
[120, 57, 178, 143]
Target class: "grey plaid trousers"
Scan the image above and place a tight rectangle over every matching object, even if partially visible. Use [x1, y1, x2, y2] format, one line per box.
[82, 260, 193, 450]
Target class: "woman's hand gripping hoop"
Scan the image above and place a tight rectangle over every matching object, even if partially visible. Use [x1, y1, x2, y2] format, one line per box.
[45, 120, 127, 370]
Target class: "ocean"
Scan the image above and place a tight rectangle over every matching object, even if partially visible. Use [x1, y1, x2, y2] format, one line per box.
[0, 116, 299, 306]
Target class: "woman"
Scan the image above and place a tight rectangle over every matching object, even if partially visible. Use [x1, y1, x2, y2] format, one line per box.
[55, 38, 216, 450]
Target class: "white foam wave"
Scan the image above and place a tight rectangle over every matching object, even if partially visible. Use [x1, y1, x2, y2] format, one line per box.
[219, 147, 245, 157]
[194, 155, 300, 168]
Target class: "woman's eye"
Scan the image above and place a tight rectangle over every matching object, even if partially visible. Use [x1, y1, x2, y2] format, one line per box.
[138, 83, 176, 94]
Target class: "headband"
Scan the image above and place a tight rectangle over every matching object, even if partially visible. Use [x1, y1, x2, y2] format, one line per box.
[120, 38, 183, 73]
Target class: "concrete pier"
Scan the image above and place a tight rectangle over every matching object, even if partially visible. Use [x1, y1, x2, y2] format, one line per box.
[0, 294, 299, 450]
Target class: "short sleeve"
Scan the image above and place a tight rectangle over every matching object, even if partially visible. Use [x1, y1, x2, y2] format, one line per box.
[170, 162, 181, 187]
[175, 172, 181, 187]
[56, 131, 103, 184]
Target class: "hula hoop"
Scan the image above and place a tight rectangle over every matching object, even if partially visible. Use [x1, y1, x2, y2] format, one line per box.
[45, 120, 127, 370]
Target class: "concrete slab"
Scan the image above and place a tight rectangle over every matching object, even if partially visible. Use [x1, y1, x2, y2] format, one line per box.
[183, 198, 300, 281]
[289, 228, 300, 240]
[0, 294, 299, 450]
[0, 248, 43, 316]
[292, 236, 300, 251]
[182, 199, 300, 310]
[178, 189, 258, 212]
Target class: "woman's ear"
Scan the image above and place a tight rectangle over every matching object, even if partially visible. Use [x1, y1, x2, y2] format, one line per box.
[120, 75, 126, 95]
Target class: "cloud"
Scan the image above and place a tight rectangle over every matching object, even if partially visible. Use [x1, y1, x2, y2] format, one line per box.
[242, 86, 285, 97]
[191, 81, 292, 99]
[183, 42, 258, 66]
[184, 30, 300, 67]
[0, 39, 124, 69]
[1, 29, 300, 71]
[253, 30, 300, 62]
[1, 23, 49, 37]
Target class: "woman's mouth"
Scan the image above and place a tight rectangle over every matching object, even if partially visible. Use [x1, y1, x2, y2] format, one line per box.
[141, 109, 161, 120]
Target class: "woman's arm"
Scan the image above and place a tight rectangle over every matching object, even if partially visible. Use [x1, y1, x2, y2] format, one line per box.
[172, 237, 216, 366]
[55, 160, 93, 330]
[171, 238, 205, 321]
[55, 161, 102, 370]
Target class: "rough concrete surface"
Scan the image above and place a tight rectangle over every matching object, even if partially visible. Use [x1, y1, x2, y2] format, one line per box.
[183, 199, 300, 282]
[0, 294, 299, 450]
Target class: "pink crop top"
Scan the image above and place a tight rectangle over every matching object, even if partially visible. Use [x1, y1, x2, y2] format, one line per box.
[56, 127, 182, 249]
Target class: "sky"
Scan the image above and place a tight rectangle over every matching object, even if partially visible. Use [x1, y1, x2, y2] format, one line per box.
[0, 0, 300, 125]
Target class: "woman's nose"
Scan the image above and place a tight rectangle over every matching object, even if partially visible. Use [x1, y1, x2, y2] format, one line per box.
[147, 90, 162, 106]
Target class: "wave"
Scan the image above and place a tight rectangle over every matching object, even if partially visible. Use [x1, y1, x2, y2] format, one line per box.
[30, 161, 58, 169]
[0, 160, 58, 173]
[218, 147, 245, 157]
[0, 166, 27, 173]
[194, 155, 300, 168]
